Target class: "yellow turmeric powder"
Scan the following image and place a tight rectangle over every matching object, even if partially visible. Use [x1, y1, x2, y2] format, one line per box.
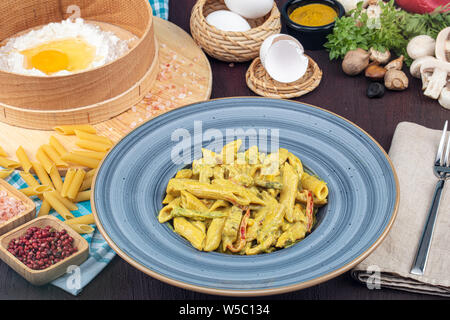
[289, 3, 337, 27]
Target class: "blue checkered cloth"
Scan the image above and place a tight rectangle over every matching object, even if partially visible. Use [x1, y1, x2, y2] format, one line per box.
[1, 1, 170, 296]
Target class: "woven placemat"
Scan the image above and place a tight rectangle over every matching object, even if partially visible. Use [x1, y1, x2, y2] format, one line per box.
[246, 56, 322, 99]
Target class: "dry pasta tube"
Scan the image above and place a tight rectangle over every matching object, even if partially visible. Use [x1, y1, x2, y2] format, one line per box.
[16, 146, 32, 173]
[49, 136, 67, 157]
[20, 172, 39, 187]
[31, 162, 53, 188]
[85, 169, 97, 179]
[73, 150, 106, 161]
[49, 165, 63, 192]
[61, 168, 76, 198]
[53, 191, 78, 211]
[0, 157, 20, 169]
[36, 147, 53, 174]
[74, 130, 113, 146]
[43, 191, 74, 220]
[0, 169, 13, 179]
[62, 152, 100, 169]
[68, 223, 95, 234]
[38, 200, 52, 217]
[65, 213, 95, 226]
[20, 184, 53, 197]
[0, 146, 7, 157]
[74, 190, 91, 202]
[67, 169, 86, 200]
[75, 139, 111, 153]
[53, 124, 96, 135]
[42, 144, 68, 167]
[80, 175, 93, 191]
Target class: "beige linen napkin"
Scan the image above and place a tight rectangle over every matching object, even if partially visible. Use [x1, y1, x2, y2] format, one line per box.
[351, 121, 450, 297]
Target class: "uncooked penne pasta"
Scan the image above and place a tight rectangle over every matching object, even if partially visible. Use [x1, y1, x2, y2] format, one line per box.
[49, 136, 68, 157]
[53, 124, 96, 135]
[67, 223, 95, 234]
[49, 165, 63, 192]
[16, 146, 32, 173]
[53, 191, 78, 211]
[0, 157, 20, 169]
[85, 168, 97, 179]
[80, 175, 93, 191]
[0, 169, 13, 179]
[38, 200, 52, 217]
[74, 190, 91, 202]
[67, 169, 86, 200]
[74, 130, 113, 146]
[20, 184, 53, 197]
[73, 150, 106, 161]
[61, 168, 76, 198]
[65, 213, 95, 226]
[31, 161, 53, 188]
[0, 146, 7, 157]
[75, 139, 111, 153]
[36, 147, 53, 174]
[43, 191, 74, 220]
[42, 144, 68, 167]
[20, 172, 39, 187]
[62, 152, 100, 169]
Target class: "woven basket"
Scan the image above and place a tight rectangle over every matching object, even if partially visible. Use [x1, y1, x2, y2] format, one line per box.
[246, 56, 322, 99]
[190, 0, 281, 62]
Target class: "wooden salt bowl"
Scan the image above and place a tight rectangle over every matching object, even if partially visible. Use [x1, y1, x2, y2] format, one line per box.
[0, 0, 158, 130]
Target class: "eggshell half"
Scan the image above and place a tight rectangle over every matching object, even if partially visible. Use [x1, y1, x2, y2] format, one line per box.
[205, 10, 251, 32]
[225, 0, 274, 19]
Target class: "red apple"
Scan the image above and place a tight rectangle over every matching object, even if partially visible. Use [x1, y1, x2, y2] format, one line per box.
[396, 0, 450, 14]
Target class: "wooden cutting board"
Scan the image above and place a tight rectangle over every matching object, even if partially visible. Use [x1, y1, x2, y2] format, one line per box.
[0, 17, 212, 170]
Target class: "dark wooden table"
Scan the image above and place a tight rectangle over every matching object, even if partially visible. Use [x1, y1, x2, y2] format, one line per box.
[1, 0, 448, 300]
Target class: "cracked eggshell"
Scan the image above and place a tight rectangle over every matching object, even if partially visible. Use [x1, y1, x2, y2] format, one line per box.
[259, 34, 308, 83]
[205, 10, 251, 32]
[225, 0, 274, 19]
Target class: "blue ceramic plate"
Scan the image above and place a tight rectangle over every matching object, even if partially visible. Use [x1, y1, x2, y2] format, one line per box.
[93, 97, 399, 296]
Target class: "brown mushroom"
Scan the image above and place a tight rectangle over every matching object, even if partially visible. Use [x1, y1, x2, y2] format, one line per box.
[384, 69, 408, 91]
[365, 62, 386, 80]
[385, 55, 404, 71]
[342, 48, 370, 76]
[369, 48, 391, 65]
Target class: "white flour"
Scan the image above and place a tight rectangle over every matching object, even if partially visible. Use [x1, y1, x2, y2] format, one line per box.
[0, 18, 133, 76]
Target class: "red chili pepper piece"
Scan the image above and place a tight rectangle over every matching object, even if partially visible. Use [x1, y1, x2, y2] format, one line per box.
[306, 191, 314, 232]
[227, 208, 250, 253]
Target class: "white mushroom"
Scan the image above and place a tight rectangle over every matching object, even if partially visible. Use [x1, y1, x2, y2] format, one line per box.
[338, 0, 369, 14]
[420, 58, 450, 99]
[435, 27, 450, 63]
[410, 56, 435, 78]
[407, 35, 436, 60]
[438, 84, 450, 109]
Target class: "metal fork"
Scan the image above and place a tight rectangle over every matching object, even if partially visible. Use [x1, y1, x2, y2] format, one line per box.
[410, 121, 450, 276]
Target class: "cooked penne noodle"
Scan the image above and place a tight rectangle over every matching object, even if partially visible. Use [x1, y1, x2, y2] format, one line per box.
[31, 161, 53, 188]
[74, 130, 113, 146]
[0, 157, 20, 169]
[53, 124, 96, 135]
[67, 169, 86, 200]
[0, 146, 7, 157]
[36, 147, 54, 174]
[75, 139, 111, 152]
[38, 200, 52, 217]
[43, 191, 74, 220]
[49, 136, 68, 157]
[67, 223, 95, 234]
[16, 146, 32, 173]
[61, 168, 76, 198]
[61, 152, 100, 168]
[301, 172, 329, 201]
[73, 150, 106, 161]
[42, 144, 68, 167]
[0, 169, 13, 179]
[74, 190, 91, 202]
[49, 165, 63, 192]
[64, 213, 95, 226]
[20, 184, 53, 197]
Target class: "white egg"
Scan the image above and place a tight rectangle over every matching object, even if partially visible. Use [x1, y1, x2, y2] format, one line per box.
[225, 0, 274, 19]
[205, 10, 251, 32]
[260, 34, 308, 83]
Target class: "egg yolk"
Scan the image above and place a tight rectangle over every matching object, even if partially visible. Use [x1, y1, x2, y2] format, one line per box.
[21, 38, 96, 75]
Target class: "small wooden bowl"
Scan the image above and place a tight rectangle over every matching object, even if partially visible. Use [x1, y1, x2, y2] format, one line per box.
[0, 215, 89, 285]
[190, 0, 282, 62]
[0, 0, 158, 130]
[0, 179, 35, 236]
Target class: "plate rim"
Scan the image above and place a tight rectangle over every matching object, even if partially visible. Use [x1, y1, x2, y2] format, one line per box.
[91, 97, 400, 297]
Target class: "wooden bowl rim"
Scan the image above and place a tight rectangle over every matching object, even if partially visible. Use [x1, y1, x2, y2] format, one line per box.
[0, 0, 153, 79]
[0, 179, 36, 228]
[0, 215, 89, 274]
[195, 0, 280, 35]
